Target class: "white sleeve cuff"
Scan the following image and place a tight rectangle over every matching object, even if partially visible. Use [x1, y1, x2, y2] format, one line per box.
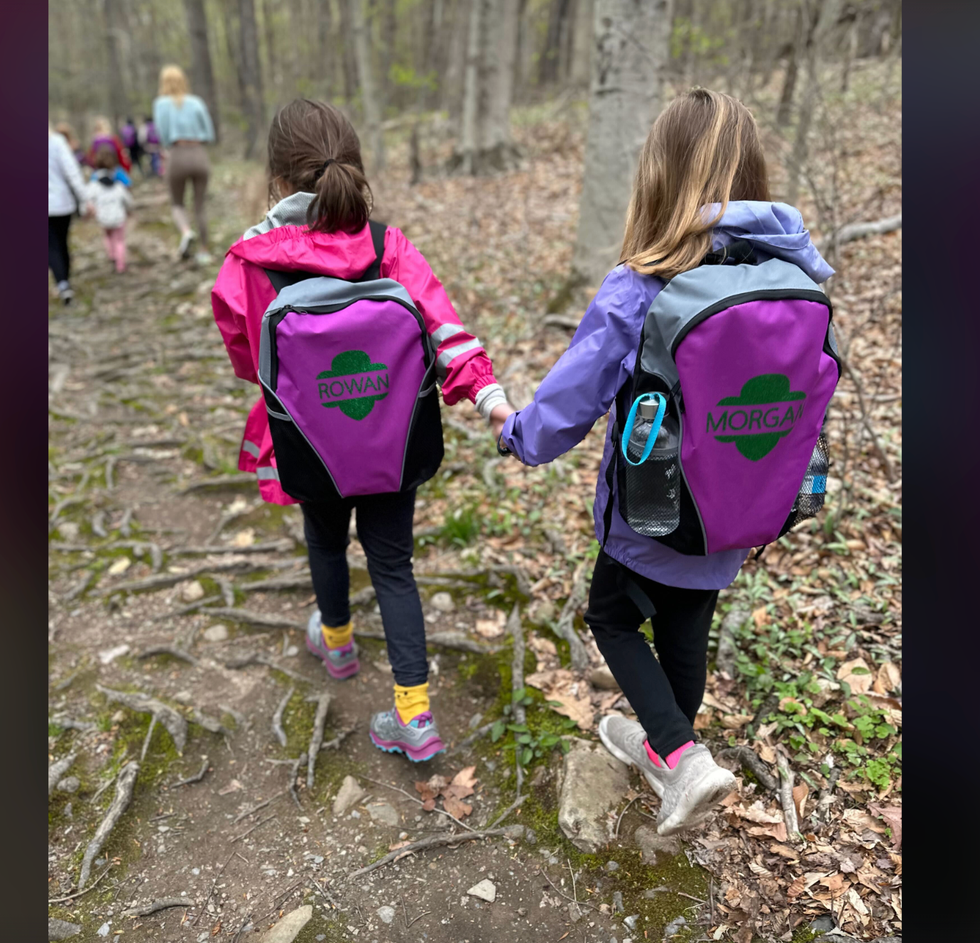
[474, 383, 508, 422]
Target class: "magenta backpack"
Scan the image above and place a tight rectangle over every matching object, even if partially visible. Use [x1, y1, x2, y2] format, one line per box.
[258, 221, 443, 502]
[608, 240, 840, 555]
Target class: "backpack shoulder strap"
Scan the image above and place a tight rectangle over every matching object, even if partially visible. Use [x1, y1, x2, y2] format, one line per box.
[358, 220, 387, 283]
[265, 220, 387, 293]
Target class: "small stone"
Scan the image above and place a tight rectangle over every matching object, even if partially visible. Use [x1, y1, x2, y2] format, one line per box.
[467, 879, 496, 902]
[606, 860, 619, 871]
[663, 915, 687, 939]
[612, 890, 624, 912]
[57, 522, 80, 540]
[57, 776, 80, 794]
[642, 887, 669, 899]
[96, 924, 111, 937]
[284, 645, 299, 657]
[532, 600, 556, 624]
[376, 906, 396, 925]
[367, 802, 400, 827]
[633, 825, 681, 865]
[468, 712, 484, 729]
[333, 775, 367, 816]
[48, 918, 82, 940]
[430, 592, 455, 612]
[624, 915, 639, 930]
[808, 916, 836, 933]
[179, 579, 204, 602]
[399, 831, 409, 840]
[202, 624, 229, 642]
[257, 905, 312, 943]
[111, 710, 125, 724]
[107, 557, 131, 576]
[98, 644, 130, 665]
[63, 802, 72, 820]
[557, 739, 630, 853]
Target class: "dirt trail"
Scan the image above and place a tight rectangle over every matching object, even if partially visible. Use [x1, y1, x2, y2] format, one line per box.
[48, 174, 707, 943]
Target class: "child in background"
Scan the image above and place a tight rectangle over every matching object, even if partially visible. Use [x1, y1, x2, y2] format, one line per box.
[120, 117, 145, 178]
[497, 89, 837, 834]
[211, 98, 513, 762]
[87, 116, 132, 174]
[140, 116, 163, 177]
[86, 145, 133, 274]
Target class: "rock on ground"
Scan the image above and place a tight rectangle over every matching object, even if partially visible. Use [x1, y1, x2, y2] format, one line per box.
[557, 738, 630, 853]
[467, 879, 496, 902]
[48, 919, 82, 940]
[366, 801, 400, 827]
[588, 665, 620, 691]
[333, 775, 367, 816]
[430, 591, 455, 612]
[632, 824, 680, 865]
[258, 905, 312, 943]
[202, 624, 228, 642]
[377, 905, 396, 924]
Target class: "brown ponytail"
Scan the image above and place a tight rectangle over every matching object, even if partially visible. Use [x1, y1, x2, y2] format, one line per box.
[267, 99, 373, 234]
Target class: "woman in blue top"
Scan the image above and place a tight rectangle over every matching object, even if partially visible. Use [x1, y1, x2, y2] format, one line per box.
[153, 65, 215, 264]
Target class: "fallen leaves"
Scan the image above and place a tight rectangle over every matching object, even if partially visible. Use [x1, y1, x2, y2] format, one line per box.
[525, 669, 593, 730]
[415, 766, 479, 821]
[837, 657, 874, 695]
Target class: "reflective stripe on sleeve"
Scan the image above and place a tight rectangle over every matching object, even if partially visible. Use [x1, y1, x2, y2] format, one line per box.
[256, 466, 280, 481]
[436, 337, 482, 370]
[429, 323, 467, 346]
[241, 439, 261, 458]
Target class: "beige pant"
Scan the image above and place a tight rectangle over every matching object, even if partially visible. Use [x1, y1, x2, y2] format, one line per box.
[167, 143, 210, 248]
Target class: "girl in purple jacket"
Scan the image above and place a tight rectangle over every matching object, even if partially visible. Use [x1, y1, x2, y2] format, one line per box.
[496, 89, 835, 835]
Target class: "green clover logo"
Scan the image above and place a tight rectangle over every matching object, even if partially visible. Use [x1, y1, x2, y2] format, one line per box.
[707, 374, 806, 460]
[316, 350, 389, 421]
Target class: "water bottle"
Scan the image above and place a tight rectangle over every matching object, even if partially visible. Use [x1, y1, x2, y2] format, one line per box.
[623, 397, 681, 536]
[793, 435, 829, 521]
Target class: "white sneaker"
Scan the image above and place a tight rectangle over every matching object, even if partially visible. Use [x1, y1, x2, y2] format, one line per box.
[598, 715, 735, 835]
[57, 280, 74, 305]
[178, 230, 197, 259]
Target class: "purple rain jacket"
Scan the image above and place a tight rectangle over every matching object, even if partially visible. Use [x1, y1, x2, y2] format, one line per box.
[499, 201, 835, 590]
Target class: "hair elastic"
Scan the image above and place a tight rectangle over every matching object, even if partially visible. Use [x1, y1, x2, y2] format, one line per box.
[313, 158, 336, 181]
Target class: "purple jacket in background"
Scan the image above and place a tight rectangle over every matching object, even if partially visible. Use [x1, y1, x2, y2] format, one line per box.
[499, 201, 835, 590]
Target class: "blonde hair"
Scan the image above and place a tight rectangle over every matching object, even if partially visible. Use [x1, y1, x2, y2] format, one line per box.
[620, 88, 770, 280]
[159, 65, 189, 106]
[92, 116, 112, 137]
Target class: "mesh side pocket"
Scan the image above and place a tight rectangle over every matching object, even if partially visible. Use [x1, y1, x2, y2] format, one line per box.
[779, 432, 830, 537]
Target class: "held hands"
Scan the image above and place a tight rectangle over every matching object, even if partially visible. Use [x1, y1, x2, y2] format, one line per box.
[489, 402, 516, 443]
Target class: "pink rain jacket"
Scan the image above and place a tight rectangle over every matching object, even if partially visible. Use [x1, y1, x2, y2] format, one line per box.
[212, 195, 499, 504]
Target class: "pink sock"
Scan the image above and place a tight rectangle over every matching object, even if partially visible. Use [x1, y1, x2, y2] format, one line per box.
[644, 739, 694, 770]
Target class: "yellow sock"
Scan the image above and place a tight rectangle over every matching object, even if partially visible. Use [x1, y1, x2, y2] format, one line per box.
[394, 682, 430, 724]
[321, 621, 353, 650]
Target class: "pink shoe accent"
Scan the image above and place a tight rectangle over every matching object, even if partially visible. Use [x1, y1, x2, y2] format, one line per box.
[644, 739, 695, 770]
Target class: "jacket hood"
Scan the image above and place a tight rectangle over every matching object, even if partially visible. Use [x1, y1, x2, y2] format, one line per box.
[228, 191, 378, 279]
[704, 200, 834, 284]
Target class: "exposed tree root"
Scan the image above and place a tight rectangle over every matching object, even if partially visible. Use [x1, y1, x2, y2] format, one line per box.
[778, 759, 801, 840]
[79, 760, 139, 889]
[348, 828, 509, 878]
[123, 897, 189, 917]
[715, 746, 778, 793]
[554, 562, 590, 670]
[171, 757, 210, 787]
[137, 645, 199, 666]
[353, 625, 503, 654]
[206, 607, 300, 630]
[98, 685, 188, 754]
[307, 693, 332, 789]
[272, 687, 295, 746]
[49, 751, 78, 796]
[176, 474, 257, 494]
[225, 652, 311, 683]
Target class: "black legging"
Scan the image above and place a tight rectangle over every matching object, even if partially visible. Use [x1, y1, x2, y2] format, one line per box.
[302, 488, 427, 687]
[584, 550, 719, 758]
[49, 214, 72, 284]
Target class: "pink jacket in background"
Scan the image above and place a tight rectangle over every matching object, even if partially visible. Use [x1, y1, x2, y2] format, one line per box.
[212, 194, 499, 504]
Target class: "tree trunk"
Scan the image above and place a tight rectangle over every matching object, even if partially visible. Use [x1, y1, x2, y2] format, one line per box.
[569, 0, 594, 89]
[840, 10, 858, 93]
[103, 0, 129, 125]
[315, 0, 333, 97]
[350, 0, 385, 169]
[786, 0, 843, 207]
[444, 0, 469, 122]
[573, 0, 674, 285]
[478, 0, 520, 168]
[776, 2, 806, 128]
[183, 0, 221, 141]
[539, 0, 571, 85]
[339, 0, 359, 105]
[381, 0, 398, 105]
[238, 0, 266, 160]
[457, 0, 482, 174]
[514, 0, 531, 98]
[262, 0, 279, 102]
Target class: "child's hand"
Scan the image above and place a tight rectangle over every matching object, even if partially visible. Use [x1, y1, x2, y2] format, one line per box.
[489, 403, 516, 441]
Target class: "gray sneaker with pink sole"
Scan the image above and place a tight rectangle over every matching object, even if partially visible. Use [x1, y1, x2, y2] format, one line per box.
[305, 609, 360, 680]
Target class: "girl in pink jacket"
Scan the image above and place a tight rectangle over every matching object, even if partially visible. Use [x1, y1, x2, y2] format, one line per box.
[211, 99, 512, 762]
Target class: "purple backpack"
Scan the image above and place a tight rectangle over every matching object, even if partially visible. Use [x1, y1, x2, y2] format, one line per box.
[258, 221, 443, 502]
[609, 241, 840, 555]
